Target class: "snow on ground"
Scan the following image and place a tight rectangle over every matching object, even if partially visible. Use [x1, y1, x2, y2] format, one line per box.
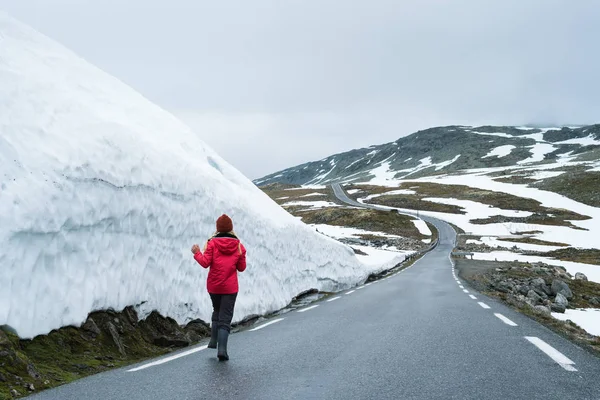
[311, 224, 402, 240]
[412, 219, 432, 236]
[482, 145, 516, 159]
[517, 143, 557, 164]
[368, 159, 398, 185]
[0, 14, 388, 339]
[555, 135, 600, 146]
[424, 197, 533, 218]
[434, 155, 461, 171]
[471, 252, 600, 283]
[552, 309, 600, 337]
[300, 192, 326, 197]
[276, 196, 290, 200]
[352, 245, 412, 271]
[282, 201, 342, 210]
[347, 189, 361, 194]
[408, 174, 600, 249]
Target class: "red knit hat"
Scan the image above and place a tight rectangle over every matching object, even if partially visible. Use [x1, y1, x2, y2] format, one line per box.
[216, 214, 233, 233]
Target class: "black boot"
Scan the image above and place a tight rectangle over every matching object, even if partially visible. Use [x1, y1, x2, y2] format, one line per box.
[207, 324, 218, 349]
[217, 329, 229, 361]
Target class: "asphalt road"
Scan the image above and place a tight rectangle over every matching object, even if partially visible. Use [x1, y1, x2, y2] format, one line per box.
[29, 185, 600, 400]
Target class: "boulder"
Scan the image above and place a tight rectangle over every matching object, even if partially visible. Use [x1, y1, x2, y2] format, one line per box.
[531, 278, 551, 296]
[105, 322, 126, 357]
[10, 389, 21, 398]
[551, 279, 573, 299]
[495, 280, 514, 293]
[574, 272, 588, 281]
[526, 290, 543, 306]
[555, 293, 569, 308]
[551, 302, 566, 313]
[518, 285, 530, 296]
[25, 383, 35, 392]
[82, 317, 101, 336]
[534, 305, 551, 315]
[26, 363, 41, 380]
[590, 297, 600, 306]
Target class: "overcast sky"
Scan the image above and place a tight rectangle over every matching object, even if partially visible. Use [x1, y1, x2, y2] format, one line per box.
[1, 1, 599, 179]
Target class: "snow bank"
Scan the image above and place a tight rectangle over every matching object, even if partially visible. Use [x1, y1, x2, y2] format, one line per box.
[552, 309, 600, 337]
[311, 224, 401, 239]
[411, 220, 431, 236]
[0, 13, 379, 339]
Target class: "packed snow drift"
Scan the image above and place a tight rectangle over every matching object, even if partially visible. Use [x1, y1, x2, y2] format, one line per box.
[0, 13, 379, 339]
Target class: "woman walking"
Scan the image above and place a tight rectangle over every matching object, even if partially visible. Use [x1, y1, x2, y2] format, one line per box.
[191, 214, 246, 361]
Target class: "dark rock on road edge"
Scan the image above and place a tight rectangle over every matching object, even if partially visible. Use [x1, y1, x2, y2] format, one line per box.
[454, 258, 600, 358]
[0, 307, 211, 399]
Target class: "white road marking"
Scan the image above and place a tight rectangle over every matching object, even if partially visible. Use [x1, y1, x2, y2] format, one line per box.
[463, 289, 469, 293]
[525, 337, 578, 371]
[356, 286, 365, 290]
[128, 345, 208, 372]
[478, 302, 491, 309]
[494, 313, 517, 326]
[459, 285, 464, 289]
[297, 305, 319, 313]
[249, 318, 285, 332]
[346, 290, 356, 294]
[469, 295, 477, 300]
[327, 296, 341, 302]
[365, 283, 372, 286]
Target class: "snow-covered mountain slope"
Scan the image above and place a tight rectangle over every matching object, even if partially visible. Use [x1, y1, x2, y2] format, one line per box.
[255, 125, 600, 187]
[0, 13, 378, 339]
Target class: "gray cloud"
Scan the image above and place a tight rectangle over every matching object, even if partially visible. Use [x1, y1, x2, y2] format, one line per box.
[1, 0, 599, 178]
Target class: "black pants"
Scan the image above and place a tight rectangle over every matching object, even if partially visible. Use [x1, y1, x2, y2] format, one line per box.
[210, 293, 238, 333]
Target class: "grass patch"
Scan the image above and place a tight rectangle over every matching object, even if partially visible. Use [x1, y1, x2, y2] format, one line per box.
[298, 207, 427, 240]
[539, 248, 600, 266]
[496, 237, 569, 247]
[533, 168, 600, 208]
[469, 214, 587, 229]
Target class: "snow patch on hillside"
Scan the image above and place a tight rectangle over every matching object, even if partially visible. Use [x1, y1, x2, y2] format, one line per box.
[518, 143, 557, 164]
[483, 145, 515, 159]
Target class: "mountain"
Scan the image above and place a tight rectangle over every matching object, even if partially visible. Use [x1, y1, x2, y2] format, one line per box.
[254, 125, 600, 186]
[0, 12, 379, 339]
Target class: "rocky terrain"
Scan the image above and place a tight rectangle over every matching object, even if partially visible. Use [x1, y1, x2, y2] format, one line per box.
[455, 258, 600, 355]
[0, 309, 210, 398]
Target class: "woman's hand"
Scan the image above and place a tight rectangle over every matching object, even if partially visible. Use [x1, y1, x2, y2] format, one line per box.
[191, 244, 201, 254]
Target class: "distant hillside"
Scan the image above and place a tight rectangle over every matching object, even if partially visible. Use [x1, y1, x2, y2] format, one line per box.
[254, 125, 600, 186]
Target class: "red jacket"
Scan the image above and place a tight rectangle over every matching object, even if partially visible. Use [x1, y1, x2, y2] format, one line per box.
[194, 235, 246, 294]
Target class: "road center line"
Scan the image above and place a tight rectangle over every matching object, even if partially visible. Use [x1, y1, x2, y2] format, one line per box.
[249, 318, 285, 332]
[128, 345, 208, 372]
[346, 290, 356, 294]
[327, 296, 341, 302]
[494, 313, 517, 326]
[297, 305, 319, 313]
[469, 295, 477, 300]
[478, 302, 491, 309]
[525, 336, 577, 371]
